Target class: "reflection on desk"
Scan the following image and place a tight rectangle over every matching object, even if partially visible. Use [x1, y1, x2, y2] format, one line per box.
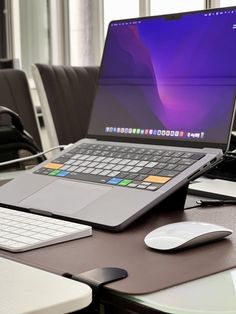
[126, 267, 236, 313]
[189, 176, 236, 199]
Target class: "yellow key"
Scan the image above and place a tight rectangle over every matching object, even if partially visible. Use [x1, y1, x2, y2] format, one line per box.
[144, 175, 170, 184]
[44, 163, 63, 170]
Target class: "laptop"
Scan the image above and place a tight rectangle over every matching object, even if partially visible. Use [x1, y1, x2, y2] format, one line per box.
[0, 7, 235, 231]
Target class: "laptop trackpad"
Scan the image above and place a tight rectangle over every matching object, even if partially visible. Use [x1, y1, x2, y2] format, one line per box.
[19, 180, 112, 214]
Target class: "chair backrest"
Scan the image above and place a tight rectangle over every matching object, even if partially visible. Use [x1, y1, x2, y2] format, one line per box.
[0, 69, 42, 149]
[0, 59, 20, 69]
[32, 64, 99, 146]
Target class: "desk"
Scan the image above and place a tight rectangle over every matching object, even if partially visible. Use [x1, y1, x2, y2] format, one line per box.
[113, 268, 236, 313]
[0, 175, 236, 313]
[0, 257, 92, 314]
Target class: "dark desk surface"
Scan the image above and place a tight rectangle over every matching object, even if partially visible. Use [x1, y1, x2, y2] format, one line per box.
[0, 192, 236, 295]
[1, 176, 236, 313]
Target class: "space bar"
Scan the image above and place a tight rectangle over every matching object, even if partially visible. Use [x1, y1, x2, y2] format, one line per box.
[66, 172, 109, 184]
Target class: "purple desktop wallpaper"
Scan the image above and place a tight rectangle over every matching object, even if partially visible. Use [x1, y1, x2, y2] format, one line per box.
[88, 9, 236, 144]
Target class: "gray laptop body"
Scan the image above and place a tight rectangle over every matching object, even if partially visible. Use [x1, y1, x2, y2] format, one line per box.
[0, 7, 235, 231]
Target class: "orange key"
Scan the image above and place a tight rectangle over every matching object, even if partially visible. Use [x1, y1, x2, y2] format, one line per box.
[44, 163, 63, 170]
[144, 175, 170, 184]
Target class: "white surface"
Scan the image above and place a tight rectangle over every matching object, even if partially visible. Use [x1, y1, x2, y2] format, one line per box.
[0, 257, 92, 314]
[129, 268, 236, 313]
[189, 177, 236, 198]
[144, 221, 232, 250]
[0, 170, 25, 181]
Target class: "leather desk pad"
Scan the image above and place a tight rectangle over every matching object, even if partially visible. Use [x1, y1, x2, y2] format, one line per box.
[0, 197, 236, 295]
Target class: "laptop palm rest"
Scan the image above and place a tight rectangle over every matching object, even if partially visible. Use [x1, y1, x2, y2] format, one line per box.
[19, 180, 112, 214]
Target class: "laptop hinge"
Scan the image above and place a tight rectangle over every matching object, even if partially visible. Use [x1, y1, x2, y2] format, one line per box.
[29, 208, 53, 217]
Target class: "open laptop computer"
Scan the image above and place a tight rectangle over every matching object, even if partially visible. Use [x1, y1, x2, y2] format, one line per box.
[0, 7, 236, 231]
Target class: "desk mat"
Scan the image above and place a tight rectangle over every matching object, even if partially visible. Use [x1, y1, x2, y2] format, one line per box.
[1, 196, 236, 295]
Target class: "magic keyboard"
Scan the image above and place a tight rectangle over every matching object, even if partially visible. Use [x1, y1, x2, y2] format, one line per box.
[0, 206, 92, 252]
[35, 143, 205, 191]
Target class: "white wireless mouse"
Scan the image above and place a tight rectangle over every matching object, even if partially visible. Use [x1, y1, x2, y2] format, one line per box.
[144, 221, 232, 251]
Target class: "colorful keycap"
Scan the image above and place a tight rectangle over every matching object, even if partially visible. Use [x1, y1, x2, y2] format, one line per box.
[144, 175, 170, 184]
[107, 178, 123, 185]
[44, 163, 63, 170]
[118, 179, 132, 186]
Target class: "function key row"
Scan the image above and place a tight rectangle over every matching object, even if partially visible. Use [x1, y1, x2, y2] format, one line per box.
[69, 144, 205, 159]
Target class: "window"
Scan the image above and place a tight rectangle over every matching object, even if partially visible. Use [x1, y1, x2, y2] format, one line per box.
[220, 0, 236, 6]
[150, 0, 205, 15]
[69, 0, 104, 66]
[104, 0, 139, 37]
[19, 0, 50, 76]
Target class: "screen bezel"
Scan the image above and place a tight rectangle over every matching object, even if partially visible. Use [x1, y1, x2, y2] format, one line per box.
[87, 6, 236, 153]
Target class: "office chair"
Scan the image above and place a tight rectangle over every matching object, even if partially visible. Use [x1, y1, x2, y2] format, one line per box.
[0, 58, 20, 69]
[0, 69, 42, 150]
[32, 64, 99, 147]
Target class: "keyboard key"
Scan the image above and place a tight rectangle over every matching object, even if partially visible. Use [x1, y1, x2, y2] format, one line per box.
[99, 170, 111, 176]
[66, 172, 109, 183]
[175, 164, 188, 171]
[178, 159, 195, 166]
[145, 162, 158, 168]
[82, 168, 94, 174]
[121, 166, 133, 172]
[125, 173, 138, 180]
[128, 160, 139, 166]
[65, 159, 76, 165]
[135, 174, 149, 181]
[144, 176, 170, 184]
[113, 165, 124, 171]
[44, 163, 63, 170]
[118, 179, 132, 186]
[129, 167, 143, 173]
[162, 151, 174, 157]
[117, 172, 129, 178]
[164, 164, 176, 170]
[158, 170, 179, 177]
[49, 170, 60, 176]
[56, 171, 69, 177]
[190, 153, 205, 160]
[74, 166, 86, 173]
[127, 183, 138, 188]
[88, 162, 99, 168]
[60, 165, 71, 170]
[91, 169, 103, 175]
[119, 159, 131, 165]
[107, 171, 120, 177]
[148, 169, 161, 176]
[107, 178, 123, 185]
[137, 185, 147, 189]
[67, 165, 79, 172]
[146, 184, 162, 191]
[136, 161, 148, 167]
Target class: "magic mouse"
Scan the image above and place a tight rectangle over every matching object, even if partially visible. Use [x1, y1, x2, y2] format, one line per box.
[144, 221, 232, 251]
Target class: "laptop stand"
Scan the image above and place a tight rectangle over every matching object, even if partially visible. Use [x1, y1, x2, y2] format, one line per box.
[154, 182, 189, 213]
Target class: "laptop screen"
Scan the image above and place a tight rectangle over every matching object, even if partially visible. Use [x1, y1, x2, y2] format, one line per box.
[88, 7, 236, 149]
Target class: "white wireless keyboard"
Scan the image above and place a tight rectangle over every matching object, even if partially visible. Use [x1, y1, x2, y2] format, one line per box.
[0, 206, 92, 252]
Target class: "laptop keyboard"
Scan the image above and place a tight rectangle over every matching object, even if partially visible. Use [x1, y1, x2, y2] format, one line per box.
[0, 206, 92, 252]
[35, 143, 205, 191]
